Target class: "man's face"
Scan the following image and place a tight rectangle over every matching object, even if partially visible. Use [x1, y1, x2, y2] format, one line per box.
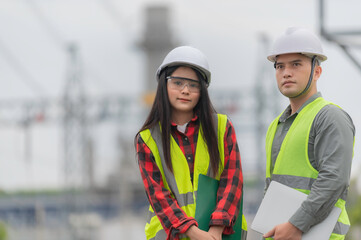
[274, 53, 320, 98]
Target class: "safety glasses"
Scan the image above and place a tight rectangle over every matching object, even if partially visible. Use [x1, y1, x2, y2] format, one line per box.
[166, 76, 201, 93]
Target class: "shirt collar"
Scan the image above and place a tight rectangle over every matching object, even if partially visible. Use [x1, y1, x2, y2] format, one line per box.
[171, 114, 199, 127]
[279, 92, 322, 122]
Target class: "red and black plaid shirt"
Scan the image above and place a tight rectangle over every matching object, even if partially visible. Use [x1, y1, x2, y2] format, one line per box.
[137, 115, 243, 240]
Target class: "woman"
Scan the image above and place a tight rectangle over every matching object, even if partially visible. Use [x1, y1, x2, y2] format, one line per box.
[135, 46, 246, 240]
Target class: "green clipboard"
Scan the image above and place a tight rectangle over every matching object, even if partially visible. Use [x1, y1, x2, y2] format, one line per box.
[195, 174, 243, 240]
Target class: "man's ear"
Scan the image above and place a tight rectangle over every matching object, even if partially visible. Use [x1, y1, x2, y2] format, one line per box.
[313, 65, 322, 82]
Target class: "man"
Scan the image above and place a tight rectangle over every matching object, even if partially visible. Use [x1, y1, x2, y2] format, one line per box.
[263, 27, 355, 240]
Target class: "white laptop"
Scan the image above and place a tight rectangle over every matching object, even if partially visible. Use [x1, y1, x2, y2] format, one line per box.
[251, 181, 341, 240]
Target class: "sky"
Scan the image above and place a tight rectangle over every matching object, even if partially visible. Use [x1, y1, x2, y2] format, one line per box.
[0, 0, 361, 191]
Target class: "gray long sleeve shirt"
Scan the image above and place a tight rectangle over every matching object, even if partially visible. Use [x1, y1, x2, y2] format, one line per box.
[269, 92, 355, 233]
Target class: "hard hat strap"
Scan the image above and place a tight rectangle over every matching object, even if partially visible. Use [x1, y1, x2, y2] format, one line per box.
[290, 56, 317, 98]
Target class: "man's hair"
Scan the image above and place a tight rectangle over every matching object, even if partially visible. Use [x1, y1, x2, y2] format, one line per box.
[274, 53, 321, 68]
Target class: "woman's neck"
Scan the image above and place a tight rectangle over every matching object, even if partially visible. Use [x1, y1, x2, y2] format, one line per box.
[171, 111, 194, 125]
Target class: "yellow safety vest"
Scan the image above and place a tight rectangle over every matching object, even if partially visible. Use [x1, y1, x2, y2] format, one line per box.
[265, 97, 350, 240]
[140, 114, 247, 240]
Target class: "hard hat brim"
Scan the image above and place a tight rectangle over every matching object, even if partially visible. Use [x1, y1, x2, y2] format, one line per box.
[267, 51, 328, 62]
[156, 61, 211, 85]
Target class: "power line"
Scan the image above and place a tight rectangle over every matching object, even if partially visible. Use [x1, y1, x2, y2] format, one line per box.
[97, 0, 135, 45]
[24, 0, 112, 93]
[24, 0, 65, 49]
[98, 0, 128, 30]
[0, 37, 46, 98]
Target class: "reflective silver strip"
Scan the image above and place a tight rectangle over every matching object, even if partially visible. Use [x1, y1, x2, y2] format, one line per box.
[206, 164, 213, 177]
[150, 126, 194, 206]
[146, 210, 156, 224]
[267, 174, 315, 190]
[333, 221, 350, 235]
[340, 188, 348, 201]
[149, 229, 167, 240]
[206, 114, 219, 177]
[177, 192, 194, 206]
[241, 229, 247, 240]
[179, 233, 188, 239]
[266, 177, 271, 186]
[267, 175, 348, 201]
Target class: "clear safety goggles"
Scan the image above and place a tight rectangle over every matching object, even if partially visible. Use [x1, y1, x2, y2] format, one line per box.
[166, 76, 201, 93]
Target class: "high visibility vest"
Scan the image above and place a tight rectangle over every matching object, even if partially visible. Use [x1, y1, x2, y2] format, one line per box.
[140, 114, 247, 240]
[265, 97, 350, 240]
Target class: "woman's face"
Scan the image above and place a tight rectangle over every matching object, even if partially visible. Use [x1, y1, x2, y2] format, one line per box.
[167, 66, 201, 117]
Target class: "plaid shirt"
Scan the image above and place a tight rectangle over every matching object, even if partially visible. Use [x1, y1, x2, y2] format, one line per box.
[137, 115, 243, 240]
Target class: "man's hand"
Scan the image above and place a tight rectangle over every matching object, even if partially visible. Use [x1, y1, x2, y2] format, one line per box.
[263, 222, 302, 240]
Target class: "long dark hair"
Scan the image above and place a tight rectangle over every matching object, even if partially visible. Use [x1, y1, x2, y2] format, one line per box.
[135, 66, 221, 176]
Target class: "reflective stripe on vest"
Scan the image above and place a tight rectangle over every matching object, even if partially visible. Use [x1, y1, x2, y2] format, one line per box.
[266, 175, 347, 201]
[265, 97, 350, 239]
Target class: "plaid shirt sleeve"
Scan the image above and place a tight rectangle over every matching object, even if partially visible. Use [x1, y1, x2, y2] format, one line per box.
[136, 135, 198, 240]
[209, 119, 244, 235]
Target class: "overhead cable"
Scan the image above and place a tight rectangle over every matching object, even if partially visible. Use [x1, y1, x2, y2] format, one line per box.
[98, 0, 127, 30]
[24, 0, 65, 49]
[24, 0, 109, 93]
[0, 37, 46, 98]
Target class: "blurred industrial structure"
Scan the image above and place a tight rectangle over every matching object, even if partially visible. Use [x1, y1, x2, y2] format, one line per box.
[0, 1, 360, 240]
[319, 0, 361, 73]
[0, 4, 277, 239]
[319, 1, 361, 238]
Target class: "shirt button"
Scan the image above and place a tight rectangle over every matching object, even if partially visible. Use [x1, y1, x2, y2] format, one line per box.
[187, 156, 191, 160]
[184, 137, 188, 141]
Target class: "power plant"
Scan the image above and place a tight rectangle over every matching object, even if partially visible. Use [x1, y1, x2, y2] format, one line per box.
[0, 1, 360, 240]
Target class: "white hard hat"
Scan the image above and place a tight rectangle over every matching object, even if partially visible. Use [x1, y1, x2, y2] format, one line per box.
[156, 46, 211, 85]
[267, 27, 327, 62]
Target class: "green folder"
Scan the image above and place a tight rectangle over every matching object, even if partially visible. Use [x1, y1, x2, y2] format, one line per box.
[195, 174, 244, 240]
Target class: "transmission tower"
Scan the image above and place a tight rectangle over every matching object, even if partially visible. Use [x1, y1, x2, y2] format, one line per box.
[63, 43, 94, 190]
[319, 0, 361, 72]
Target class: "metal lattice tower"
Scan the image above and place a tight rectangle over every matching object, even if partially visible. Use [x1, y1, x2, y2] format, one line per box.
[63, 43, 94, 190]
[254, 33, 280, 177]
[320, 0, 361, 72]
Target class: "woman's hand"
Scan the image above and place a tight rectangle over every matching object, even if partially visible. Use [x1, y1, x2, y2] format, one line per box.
[208, 225, 225, 240]
[185, 225, 216, 240]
